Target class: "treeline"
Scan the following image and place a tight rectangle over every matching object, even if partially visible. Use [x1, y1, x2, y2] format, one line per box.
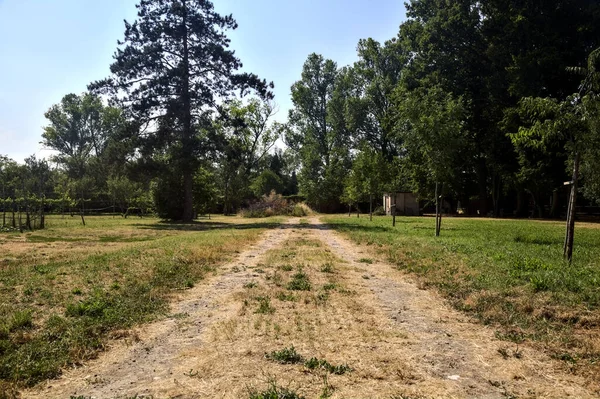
[0, 94, 300, 228]
[287, 0, 600, 219]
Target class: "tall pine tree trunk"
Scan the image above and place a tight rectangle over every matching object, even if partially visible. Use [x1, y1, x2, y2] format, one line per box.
[564, 152, 580, 262]
[180, 0, 194, 223]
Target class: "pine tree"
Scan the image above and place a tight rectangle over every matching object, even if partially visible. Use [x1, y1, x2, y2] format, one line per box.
[91, 0, 272, 221]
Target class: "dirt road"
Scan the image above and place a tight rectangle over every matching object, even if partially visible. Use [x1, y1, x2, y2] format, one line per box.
[25, 218, 595, 398]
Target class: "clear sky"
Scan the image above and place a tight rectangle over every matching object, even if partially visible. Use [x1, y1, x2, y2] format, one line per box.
[0, 0, 406, 162]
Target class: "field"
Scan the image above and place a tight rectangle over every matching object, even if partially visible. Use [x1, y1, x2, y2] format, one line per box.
[3, 214, 600, 398]
[0, 215, 280, 394]
[324, 215, 600, 380]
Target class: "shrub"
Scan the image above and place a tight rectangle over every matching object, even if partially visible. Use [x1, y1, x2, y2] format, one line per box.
[240, 191, 290, 218]
[291, 204, 306, 217]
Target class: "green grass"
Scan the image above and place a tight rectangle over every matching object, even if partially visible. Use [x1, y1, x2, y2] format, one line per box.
[323, 215, 600, 367]
[265, 346, 304, 364]
[286, 270, 312, 291]
[248, 382, 305, 399]
[0, 215, 281, 390]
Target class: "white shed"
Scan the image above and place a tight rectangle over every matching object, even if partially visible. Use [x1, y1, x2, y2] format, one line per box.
[383, 192, 419, 216]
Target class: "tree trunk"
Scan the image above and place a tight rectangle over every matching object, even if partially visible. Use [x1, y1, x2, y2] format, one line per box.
[492, 174, 502, 217]
[435, 182, 440, 237]
[26, 210, 31, 231]
[80, 197, 86, 226]
[182, 171, 194, 222]
[369, 194, 373, 221]
[180, 0, 194, 223]
[348, 204, 351, 217]
[564, 152, 580, 262]
[39, 198, 45, 229]
[477, 159, 488, 216]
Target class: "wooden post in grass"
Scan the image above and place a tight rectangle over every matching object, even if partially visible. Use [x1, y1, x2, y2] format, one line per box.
[563, 153, 580, 262]
[80, 197, 86, 226]
[392, 204, 396, 227]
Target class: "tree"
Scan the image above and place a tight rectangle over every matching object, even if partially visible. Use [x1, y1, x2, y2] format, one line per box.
[512, 47, 600, 261]
[344, 147, 391, 221]
[347, 38, 404, 160]
[398, 86, 467, 236]
[215, 99, 284, 214]
[91, 0, 272, 222]
[287, 53, 351, 211]
[251, 170, 284, 198]
[42, 93, 126, 224]
[42, 93, 123, 180]
[107, 175, 140, 216]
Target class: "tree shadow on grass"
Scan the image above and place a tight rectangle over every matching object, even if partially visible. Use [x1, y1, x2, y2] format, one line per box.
[137, 220, 283, 232]
[324, 223, 394, 233]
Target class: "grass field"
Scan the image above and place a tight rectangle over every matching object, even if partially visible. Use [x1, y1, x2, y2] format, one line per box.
[323, 215, 600, 378]
[0, 215, 281, 392]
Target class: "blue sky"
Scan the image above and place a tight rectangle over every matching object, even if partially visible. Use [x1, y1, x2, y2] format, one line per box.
[0, 0, 406, 162]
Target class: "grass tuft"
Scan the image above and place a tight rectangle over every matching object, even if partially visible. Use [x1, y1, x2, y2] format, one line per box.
[287, 271, 311, 291]
[248, 382, 305, 399]
[265, 346, 304, 364]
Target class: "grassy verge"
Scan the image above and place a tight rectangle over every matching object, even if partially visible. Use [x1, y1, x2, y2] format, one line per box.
[323, 215, 600, 377]
[0, 215, 281, 391]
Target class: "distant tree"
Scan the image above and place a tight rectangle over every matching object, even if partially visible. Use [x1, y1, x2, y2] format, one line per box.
[91, 0, 272, 222]
[347, 38, 405, 160]
[251, 169, 284, 198]
[398, 86, 467, 236]
[107, 175, 140, 216]
[345, 147, 391, 221]
[193, 166, 218, 216]
[287, 53, 351, 211]
[42, 93, 123, 179]
[215, 99, 283, 214]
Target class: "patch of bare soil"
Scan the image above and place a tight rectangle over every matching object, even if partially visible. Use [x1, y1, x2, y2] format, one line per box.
[23, 217, 596, 399]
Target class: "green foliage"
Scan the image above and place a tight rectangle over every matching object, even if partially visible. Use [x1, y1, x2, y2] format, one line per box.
[90, 0, 272, 221]
[251, 170, 284, 197]
[287, 54, 351, 212]
[303, 357, 352, 375]
[343, 146, 392, 206]
[265, 346, 304, 364]
[397, 86, 467, 200]
[290, 204, 307, 217]
[248, 382, 305, 399]
[286, 271, 311, 291]
[254, 296, 276, 314]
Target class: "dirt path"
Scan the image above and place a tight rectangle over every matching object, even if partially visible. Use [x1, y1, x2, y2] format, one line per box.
[24, 217, 594, 399]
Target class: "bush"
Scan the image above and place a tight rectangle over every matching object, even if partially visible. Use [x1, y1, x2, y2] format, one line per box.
[291, 204, 306, 217]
